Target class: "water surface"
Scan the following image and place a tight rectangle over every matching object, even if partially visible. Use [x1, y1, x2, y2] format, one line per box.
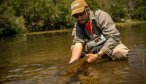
[0, 24, 146, 84]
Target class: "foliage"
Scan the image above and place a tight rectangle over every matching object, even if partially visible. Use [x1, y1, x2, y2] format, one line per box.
[0, 0, 146, 36]
[0, 2, 26, 36]
[133, 0, 146, 20]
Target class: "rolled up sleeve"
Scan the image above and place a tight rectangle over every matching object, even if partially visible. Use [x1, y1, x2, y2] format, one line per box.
[72, 27, 84, 44]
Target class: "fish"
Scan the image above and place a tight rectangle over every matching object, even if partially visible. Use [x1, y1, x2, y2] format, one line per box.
[57, 53, 110, 77]
[56, 55, 110, 84]
[58, 56, 88, 76]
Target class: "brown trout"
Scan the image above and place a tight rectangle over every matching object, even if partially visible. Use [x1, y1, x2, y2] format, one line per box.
[58, 56, 88, 76]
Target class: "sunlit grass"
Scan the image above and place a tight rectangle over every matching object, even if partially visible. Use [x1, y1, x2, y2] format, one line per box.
[26, 29, 72, 35]
[116, 20, 146, 27]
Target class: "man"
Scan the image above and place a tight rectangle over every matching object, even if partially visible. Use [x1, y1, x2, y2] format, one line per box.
[69, 0, 129, 64]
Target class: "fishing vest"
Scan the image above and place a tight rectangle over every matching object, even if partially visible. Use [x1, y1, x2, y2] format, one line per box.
[76, 19, 102, 43]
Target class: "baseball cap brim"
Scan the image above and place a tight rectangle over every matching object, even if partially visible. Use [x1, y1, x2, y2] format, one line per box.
[71, 6, 85, 16]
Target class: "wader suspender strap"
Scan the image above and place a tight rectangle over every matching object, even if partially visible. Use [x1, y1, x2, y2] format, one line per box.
[92, 11, 102, 36]
[76, 23, 91, 40]
[92, 19, 102, 36]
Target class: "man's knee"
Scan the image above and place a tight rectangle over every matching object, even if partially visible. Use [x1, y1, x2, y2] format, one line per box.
[112, 51, 128, 61]
[112, 43, 129, 61]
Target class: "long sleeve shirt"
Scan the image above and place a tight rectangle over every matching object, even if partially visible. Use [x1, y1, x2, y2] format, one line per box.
[72, 10, 120, 56]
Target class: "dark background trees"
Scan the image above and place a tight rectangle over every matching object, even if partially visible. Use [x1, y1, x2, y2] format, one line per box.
[0, 0, 145, 35]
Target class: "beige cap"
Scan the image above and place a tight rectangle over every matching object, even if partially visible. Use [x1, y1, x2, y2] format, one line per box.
[71, 0, 88, 16]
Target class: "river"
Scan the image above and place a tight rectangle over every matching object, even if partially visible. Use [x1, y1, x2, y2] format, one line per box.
[0, 23, 146, 84]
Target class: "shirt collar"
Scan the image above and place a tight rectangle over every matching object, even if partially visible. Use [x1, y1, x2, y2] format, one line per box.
[89, 10, 96, 20]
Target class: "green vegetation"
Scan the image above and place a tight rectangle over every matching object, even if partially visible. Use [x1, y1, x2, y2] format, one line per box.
[0, 0, 146, 36]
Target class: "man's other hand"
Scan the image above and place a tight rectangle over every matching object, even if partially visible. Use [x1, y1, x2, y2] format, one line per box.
[86, 53, 98, 63]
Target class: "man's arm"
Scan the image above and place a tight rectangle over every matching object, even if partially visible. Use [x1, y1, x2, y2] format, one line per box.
[69, 26, 85, 64]
[95, 10, 120, 56]
[86, 10, 120, 63]
[69, 43, 83, 64]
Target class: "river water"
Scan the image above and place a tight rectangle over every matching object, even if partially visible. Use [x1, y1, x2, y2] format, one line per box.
[0, 23, 146, 84]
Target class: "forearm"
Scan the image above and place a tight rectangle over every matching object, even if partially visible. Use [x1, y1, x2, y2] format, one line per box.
[69, 43, 83, 64]
[97, 10, 120, 56]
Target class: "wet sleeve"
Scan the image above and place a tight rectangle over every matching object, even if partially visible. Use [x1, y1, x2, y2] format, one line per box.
[95, 10, 120, 56]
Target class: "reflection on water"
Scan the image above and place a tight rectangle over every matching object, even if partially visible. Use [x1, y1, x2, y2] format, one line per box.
[0, 23, 146, 84]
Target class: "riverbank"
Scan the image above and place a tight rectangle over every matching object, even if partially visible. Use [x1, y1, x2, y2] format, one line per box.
[26, 29, 72, 35]
[116, 20, 146, 26]
[26, 20, 146, 35]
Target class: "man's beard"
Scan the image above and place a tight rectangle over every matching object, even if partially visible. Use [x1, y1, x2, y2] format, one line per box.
[78, 16, 89, 25]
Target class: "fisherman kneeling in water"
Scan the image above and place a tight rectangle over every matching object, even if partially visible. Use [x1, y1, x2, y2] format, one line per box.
[69, 0, 129, 64]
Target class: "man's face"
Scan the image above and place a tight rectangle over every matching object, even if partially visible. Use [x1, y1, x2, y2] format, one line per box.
[73, 9, 89, 25]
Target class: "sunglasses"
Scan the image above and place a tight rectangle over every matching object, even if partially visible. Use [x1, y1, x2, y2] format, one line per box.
[73, 10, 85, 18]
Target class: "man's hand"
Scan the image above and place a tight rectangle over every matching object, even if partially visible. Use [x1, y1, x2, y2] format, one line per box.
[86, 53, 99, 63]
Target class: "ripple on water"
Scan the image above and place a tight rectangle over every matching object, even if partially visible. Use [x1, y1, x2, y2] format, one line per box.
[2, 64, 59, 84]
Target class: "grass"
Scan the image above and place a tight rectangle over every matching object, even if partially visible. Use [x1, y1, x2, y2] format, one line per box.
[116, 20, 146, 27]
[26, 29, 72, 35]
[135, 45, 146, 84]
